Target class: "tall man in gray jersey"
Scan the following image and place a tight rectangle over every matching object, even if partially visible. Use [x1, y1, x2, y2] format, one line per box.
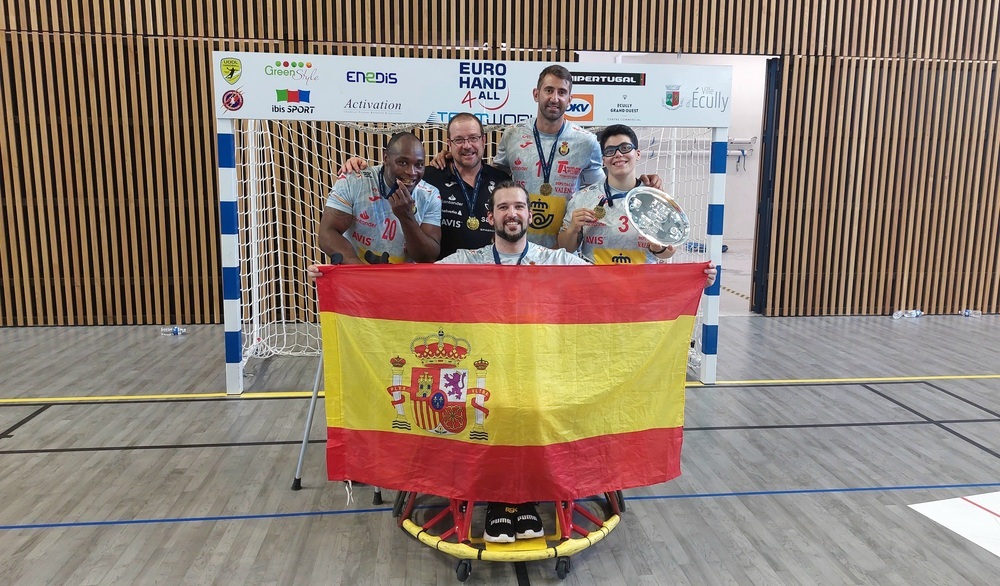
[490, 65, 605, 249]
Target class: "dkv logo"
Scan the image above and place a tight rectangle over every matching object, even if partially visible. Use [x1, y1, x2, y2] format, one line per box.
[564, 94, 595, 122]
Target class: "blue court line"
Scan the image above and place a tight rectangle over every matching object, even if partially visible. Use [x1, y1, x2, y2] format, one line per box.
[4, 481, 1000, 531]
[622, 481, 1000, 502]
[0, 505, 392, 531]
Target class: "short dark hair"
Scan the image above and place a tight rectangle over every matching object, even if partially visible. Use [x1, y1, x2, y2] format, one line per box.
[487, 180, 528, 211]
[385, 131, 421, 156]
[447, 113, 484, 138]
[598, 124, 638, 150]
[537, 64, 573, 91]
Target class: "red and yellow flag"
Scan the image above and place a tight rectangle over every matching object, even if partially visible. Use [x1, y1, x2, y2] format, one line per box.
[317, 263, 707, 502]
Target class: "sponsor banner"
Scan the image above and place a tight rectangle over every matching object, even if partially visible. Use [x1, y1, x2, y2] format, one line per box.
[212, 52, 732, 127]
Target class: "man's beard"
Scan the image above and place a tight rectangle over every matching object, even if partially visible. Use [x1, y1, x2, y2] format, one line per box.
[495, 222, 527, 243]
[540, 105, 564, 122]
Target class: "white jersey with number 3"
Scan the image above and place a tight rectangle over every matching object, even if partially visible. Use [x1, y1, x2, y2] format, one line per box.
[563, 182, 660, 265]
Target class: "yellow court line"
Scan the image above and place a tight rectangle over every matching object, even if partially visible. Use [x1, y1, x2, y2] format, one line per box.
[689, 373, 1000, 386]
[2, 373, 999, 405]
[0, 391, 327, 405]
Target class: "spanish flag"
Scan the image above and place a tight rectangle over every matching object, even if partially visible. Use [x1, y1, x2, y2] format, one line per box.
[318, 263, 707, 503]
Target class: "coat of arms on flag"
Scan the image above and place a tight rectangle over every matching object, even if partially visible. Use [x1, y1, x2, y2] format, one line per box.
[386, 330, 491, 441]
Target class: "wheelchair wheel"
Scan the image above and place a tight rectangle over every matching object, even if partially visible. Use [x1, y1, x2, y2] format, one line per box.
[456, 559, 471, 582]
[555, 556, 571, 579]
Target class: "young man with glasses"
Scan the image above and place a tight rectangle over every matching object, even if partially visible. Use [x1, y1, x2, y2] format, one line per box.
[423, 113, 512, 258]
[558, 124, 676, 264]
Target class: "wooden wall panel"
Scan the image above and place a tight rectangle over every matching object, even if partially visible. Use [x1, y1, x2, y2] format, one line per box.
[767, 57, 999, 316]
[5, 1, 996, 60]
[1, 1, 999, 324]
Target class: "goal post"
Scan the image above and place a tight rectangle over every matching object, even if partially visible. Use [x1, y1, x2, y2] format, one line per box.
[213, 52, 732, 393]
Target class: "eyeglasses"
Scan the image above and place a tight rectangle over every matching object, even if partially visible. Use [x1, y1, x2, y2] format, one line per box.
[448, 135, 483, 146]
[601, 143, 636, 157]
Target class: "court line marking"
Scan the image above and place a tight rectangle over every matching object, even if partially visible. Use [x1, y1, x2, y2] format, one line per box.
[921, 380, 1000, 418]
[6, 417, 1000, 455]
[1, 405, 50, 438]
[690, 373, 1000, 386]
[961, 496, 1000, 519]
[3, 373, 1000, 405]
[863, 384, 1000, 461]
[3, 481, 999, 532]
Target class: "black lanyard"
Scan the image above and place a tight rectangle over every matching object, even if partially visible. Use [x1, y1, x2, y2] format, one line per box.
[599, 178, 641, 207]
[453, 164, 483, 217]
[532, 122, 565, 186]
[492, 243, 530, 265]
[377, 168, 398, 199]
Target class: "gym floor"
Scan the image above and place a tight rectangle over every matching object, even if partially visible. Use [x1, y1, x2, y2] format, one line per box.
[1, 312, 998, 584]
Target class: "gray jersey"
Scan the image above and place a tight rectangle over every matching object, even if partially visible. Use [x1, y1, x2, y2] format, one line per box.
[437, 244, 589, 265]
[326, 165, 441, 263]
[562, 182, 661, 265]
[493, 118, 604, 248]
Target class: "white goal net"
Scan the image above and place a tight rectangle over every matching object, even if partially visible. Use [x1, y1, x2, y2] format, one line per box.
[232, 120, 713, 376]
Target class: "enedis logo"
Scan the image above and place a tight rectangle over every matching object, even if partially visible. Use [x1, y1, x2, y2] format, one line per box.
[264, 59, 320, 84]
[346, 71, 398, 84]
[564, 94, 594, 122]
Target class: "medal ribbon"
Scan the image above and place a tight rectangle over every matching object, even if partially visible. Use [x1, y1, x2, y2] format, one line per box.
[532, 121, 565, 188]
[377, 167, 398, 200]
[453, 164, 484, 224]
[492, 243, 531, 265]
[370, 167, 399, 228]
[599, 178, 640, 207]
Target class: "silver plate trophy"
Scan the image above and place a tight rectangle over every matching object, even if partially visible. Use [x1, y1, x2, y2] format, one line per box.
[624, 186, 691, 247]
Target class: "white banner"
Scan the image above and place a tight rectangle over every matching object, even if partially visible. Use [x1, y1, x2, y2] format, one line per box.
[213, 52, 732, 128]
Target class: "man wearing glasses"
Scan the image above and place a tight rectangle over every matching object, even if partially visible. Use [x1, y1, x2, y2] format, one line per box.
[558, 124, 677, 264]
[423, 113, 512, 258]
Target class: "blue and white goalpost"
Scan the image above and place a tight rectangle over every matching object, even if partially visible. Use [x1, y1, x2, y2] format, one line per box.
[212, 52, 732, 393]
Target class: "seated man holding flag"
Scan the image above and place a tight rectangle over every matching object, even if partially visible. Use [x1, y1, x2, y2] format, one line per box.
[307, 180, 716, 543]
[440, 181, 716, 542]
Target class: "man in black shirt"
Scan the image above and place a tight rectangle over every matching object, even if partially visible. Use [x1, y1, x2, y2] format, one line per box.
[422, 113, 511, 259]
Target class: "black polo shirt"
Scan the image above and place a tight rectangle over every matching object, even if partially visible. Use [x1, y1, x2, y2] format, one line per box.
[423, 163, 511, 259]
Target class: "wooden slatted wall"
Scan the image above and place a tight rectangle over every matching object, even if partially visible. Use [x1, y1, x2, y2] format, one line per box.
[1, 1, 997, 324]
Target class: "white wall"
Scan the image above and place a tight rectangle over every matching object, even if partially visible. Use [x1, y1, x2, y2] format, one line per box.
[576, 52, 770, 241]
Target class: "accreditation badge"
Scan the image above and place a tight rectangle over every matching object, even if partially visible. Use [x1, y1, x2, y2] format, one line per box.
[528, 193, 567, 237]
[592, 248, 648, 265]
